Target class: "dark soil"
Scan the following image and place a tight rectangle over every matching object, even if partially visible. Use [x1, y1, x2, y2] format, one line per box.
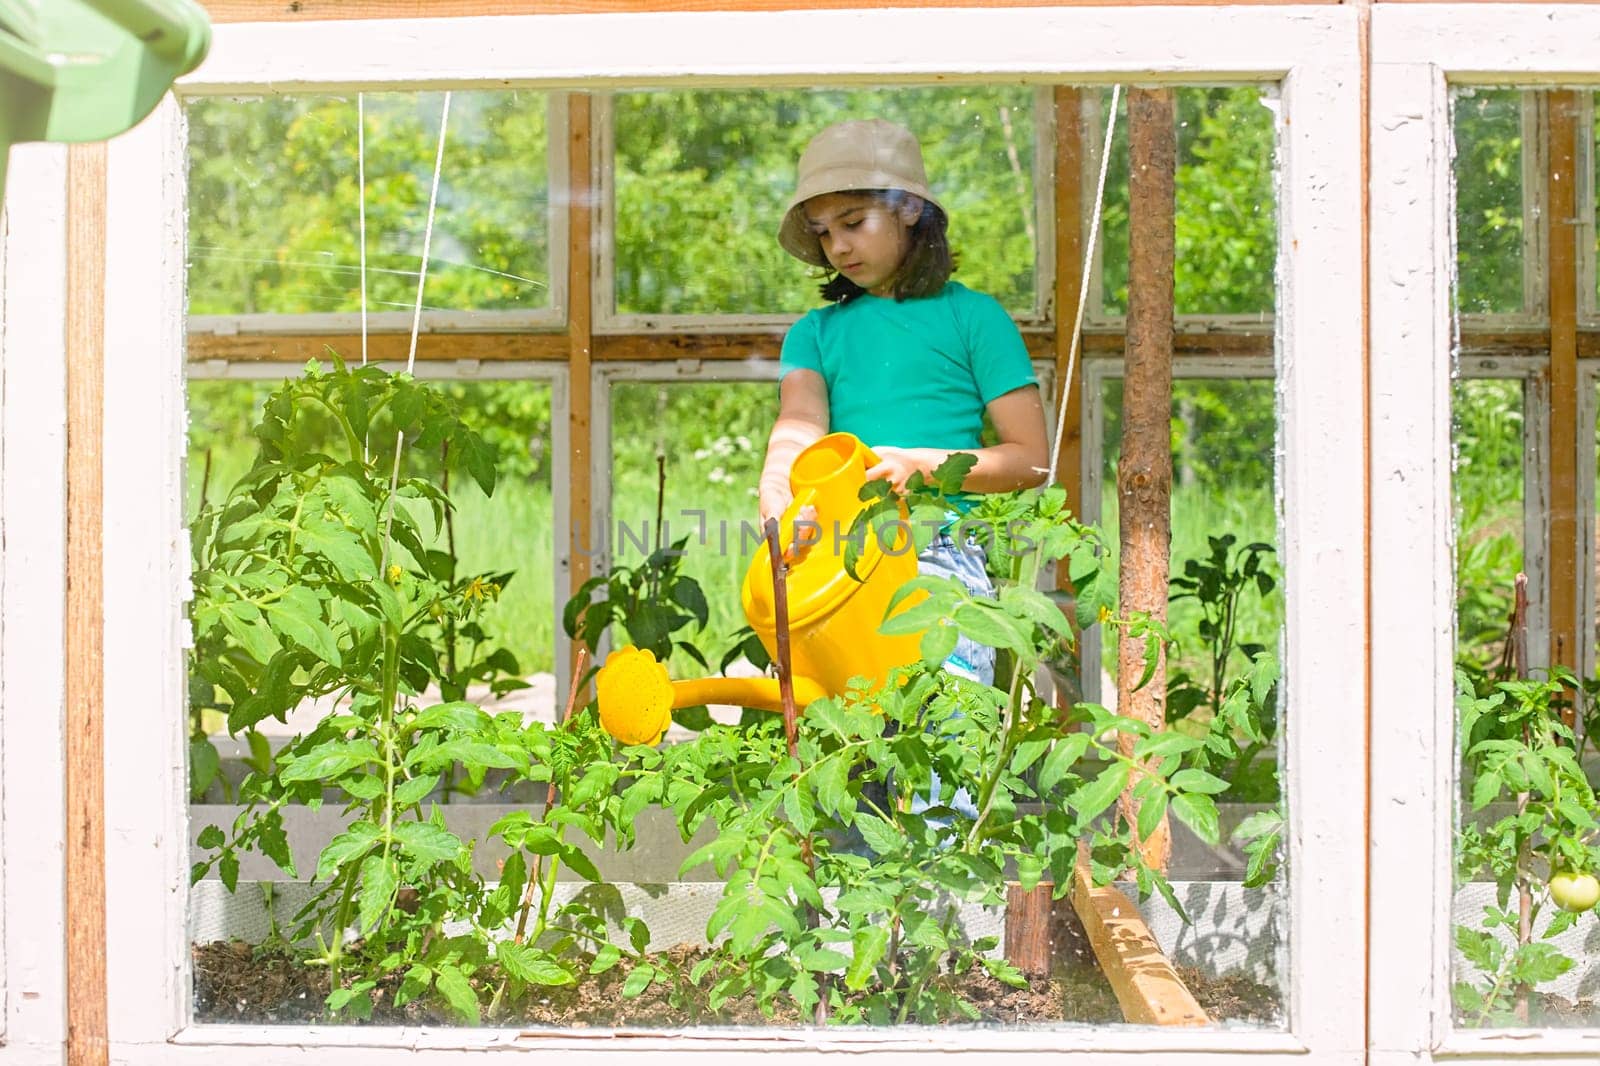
[193, 935, 1282, 1029]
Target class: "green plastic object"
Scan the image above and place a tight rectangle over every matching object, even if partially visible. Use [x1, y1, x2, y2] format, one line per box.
[0, 0, 210, 197]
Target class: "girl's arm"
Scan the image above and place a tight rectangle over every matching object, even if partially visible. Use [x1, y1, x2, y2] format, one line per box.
[865, 384, 1050, 494]
[758, 368, 830, 523]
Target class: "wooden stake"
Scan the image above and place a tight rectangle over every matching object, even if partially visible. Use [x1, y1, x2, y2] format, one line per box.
[568, 93, 595, 666]
[66, 142, 108, 1066]
[1116, 88, 1176, 873]
[1069, 849, 1208, 1025]
[1546, 91, 1579, 695]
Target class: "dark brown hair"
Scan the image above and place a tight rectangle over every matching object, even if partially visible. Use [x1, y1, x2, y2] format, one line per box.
[818, 190, 955, 304]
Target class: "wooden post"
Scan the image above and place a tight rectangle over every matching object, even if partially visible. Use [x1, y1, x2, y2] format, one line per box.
[65, 142, 109, 1066]
[1117, 88, 1176, 873]
[1053, 85, 1085, 517]
[1546, 91, 1579, 691]
[568, 93, 595, 671]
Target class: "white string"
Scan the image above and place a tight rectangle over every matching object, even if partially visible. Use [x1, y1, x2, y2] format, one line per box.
[358, 92, 368, 368]
[380, 91, 452, 574]
[405, 90, 452, 377]
[1047, 85, 1121, 487]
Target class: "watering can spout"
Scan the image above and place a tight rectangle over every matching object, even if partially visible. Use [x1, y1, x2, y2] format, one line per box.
[594, 432, 926, 744]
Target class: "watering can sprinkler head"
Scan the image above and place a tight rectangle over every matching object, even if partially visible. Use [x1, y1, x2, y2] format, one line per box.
[594, 433, 926, 745]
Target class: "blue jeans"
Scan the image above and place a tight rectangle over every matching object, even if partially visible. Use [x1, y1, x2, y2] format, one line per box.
[911, 527, 996, 820]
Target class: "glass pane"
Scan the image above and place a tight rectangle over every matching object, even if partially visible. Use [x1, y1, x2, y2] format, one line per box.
[1450, 86, 1600, 1032]
[186, 91, 552, 316]
[1452, 378, 1525, 671]
[187, 372, 559, 1022]
[607, 380, 777, 680]
[1093, 373, 1285, 1022]
[612, 86, 1039, 317]
[1453, 89, 1526, 316]
[1098, 86, 1277, 319]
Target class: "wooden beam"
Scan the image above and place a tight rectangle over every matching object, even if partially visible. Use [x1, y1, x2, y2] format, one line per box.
[185, 330, 569, 363]
[1053, 86, 1085, 516]
[1117, 87, 1176, 874]
[203, 0, 1340, 23]
[1069, 852, 1209, 1026]
[180, 327, 1293, 366]
[568, 93, 595, 629]
[1547, 90, 1579, 674]
[65, 143, 109, 1066]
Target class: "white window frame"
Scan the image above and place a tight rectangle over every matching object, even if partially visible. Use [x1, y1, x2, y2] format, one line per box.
[1077, 352, 1275, 708]
[594, 86, 1057, 334]
[0, 144, 70, 1065]
[98, 7, 1361, 1062]
[1371, 6, 1600, 1061]
[184, 91, 571, 337]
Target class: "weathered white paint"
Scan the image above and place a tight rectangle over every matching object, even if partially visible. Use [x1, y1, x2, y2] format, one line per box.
[0, 143, 70, 1065]
[181, 10, 1337, 95]
[1371, 4, 1600, 1057]
[1368, 58, 1457, 1063]
[102, 6, 1363, 1062]
[1374, 6, 1600, 84]
[102, 95, 192, 1046]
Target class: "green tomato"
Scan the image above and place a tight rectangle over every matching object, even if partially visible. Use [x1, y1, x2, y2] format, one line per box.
[1548, 870, 1600, 913]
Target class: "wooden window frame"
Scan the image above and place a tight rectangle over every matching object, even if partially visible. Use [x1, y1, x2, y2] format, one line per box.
[1370, 5, 1600, 1061]
[96, 6, 1361, 1061]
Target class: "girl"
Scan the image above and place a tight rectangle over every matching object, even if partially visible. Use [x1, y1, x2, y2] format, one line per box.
[758, 118, 1050, 688]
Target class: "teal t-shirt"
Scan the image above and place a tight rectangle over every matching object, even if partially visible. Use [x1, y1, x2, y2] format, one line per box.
[778, 281, 1037, 455]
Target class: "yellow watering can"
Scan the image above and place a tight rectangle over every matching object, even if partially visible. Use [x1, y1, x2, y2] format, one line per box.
[595, 432, 926, 744]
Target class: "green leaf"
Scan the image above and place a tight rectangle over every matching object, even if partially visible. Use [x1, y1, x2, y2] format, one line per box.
[1071, 764, 1129, 821]
[393, 774, 439, 806]
[433, 964, 481, 1023]
[1170, 768, 1231, 795]
[300, 525, 377, 582]
[409, 701, 491, 735]
[854, 816, 903, 856]
[1038, 733, 1091, 792]
[919, 621, 959, 667]
[621, 962, 657, 998]
[497, 942, 575, 987]
[196, 824, 225, 850]
[280, 740, 381, 782]
[845, 925, 889, 991]
[393, 822, 462, 866]
[951, 602, 1031, 653]
[264, 599, 341, 667]
[1171, 792, 1221, 846]
[356, 852, 398, 934]
[1136, 790, 1170, 842]
[316, 822, 381, 881]
[1470, 770, 1502, 810]
[189, 738, 221, 800]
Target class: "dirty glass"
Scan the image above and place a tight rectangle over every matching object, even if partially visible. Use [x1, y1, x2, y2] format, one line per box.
[185, 375, 559, 1021]
[1449, 86, 1600, 1032]
[186, 91, 552, 316]
[1454, 89, 1527, 317]
[611, 86, 1040, 318]
[606, 380, 780, 684]
[1096, 86, 1278, 320]
[183, 77, 1291, 1034]
[1090, 369, 1286, 1023]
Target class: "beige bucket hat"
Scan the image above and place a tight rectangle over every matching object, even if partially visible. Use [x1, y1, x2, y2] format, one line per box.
[778, 118, 944, 267]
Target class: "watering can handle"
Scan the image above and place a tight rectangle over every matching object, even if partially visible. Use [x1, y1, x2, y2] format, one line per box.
[775, 487, 820, 561]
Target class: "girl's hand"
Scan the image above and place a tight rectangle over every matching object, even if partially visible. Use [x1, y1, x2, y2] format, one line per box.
[865, 446, 950, 495]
